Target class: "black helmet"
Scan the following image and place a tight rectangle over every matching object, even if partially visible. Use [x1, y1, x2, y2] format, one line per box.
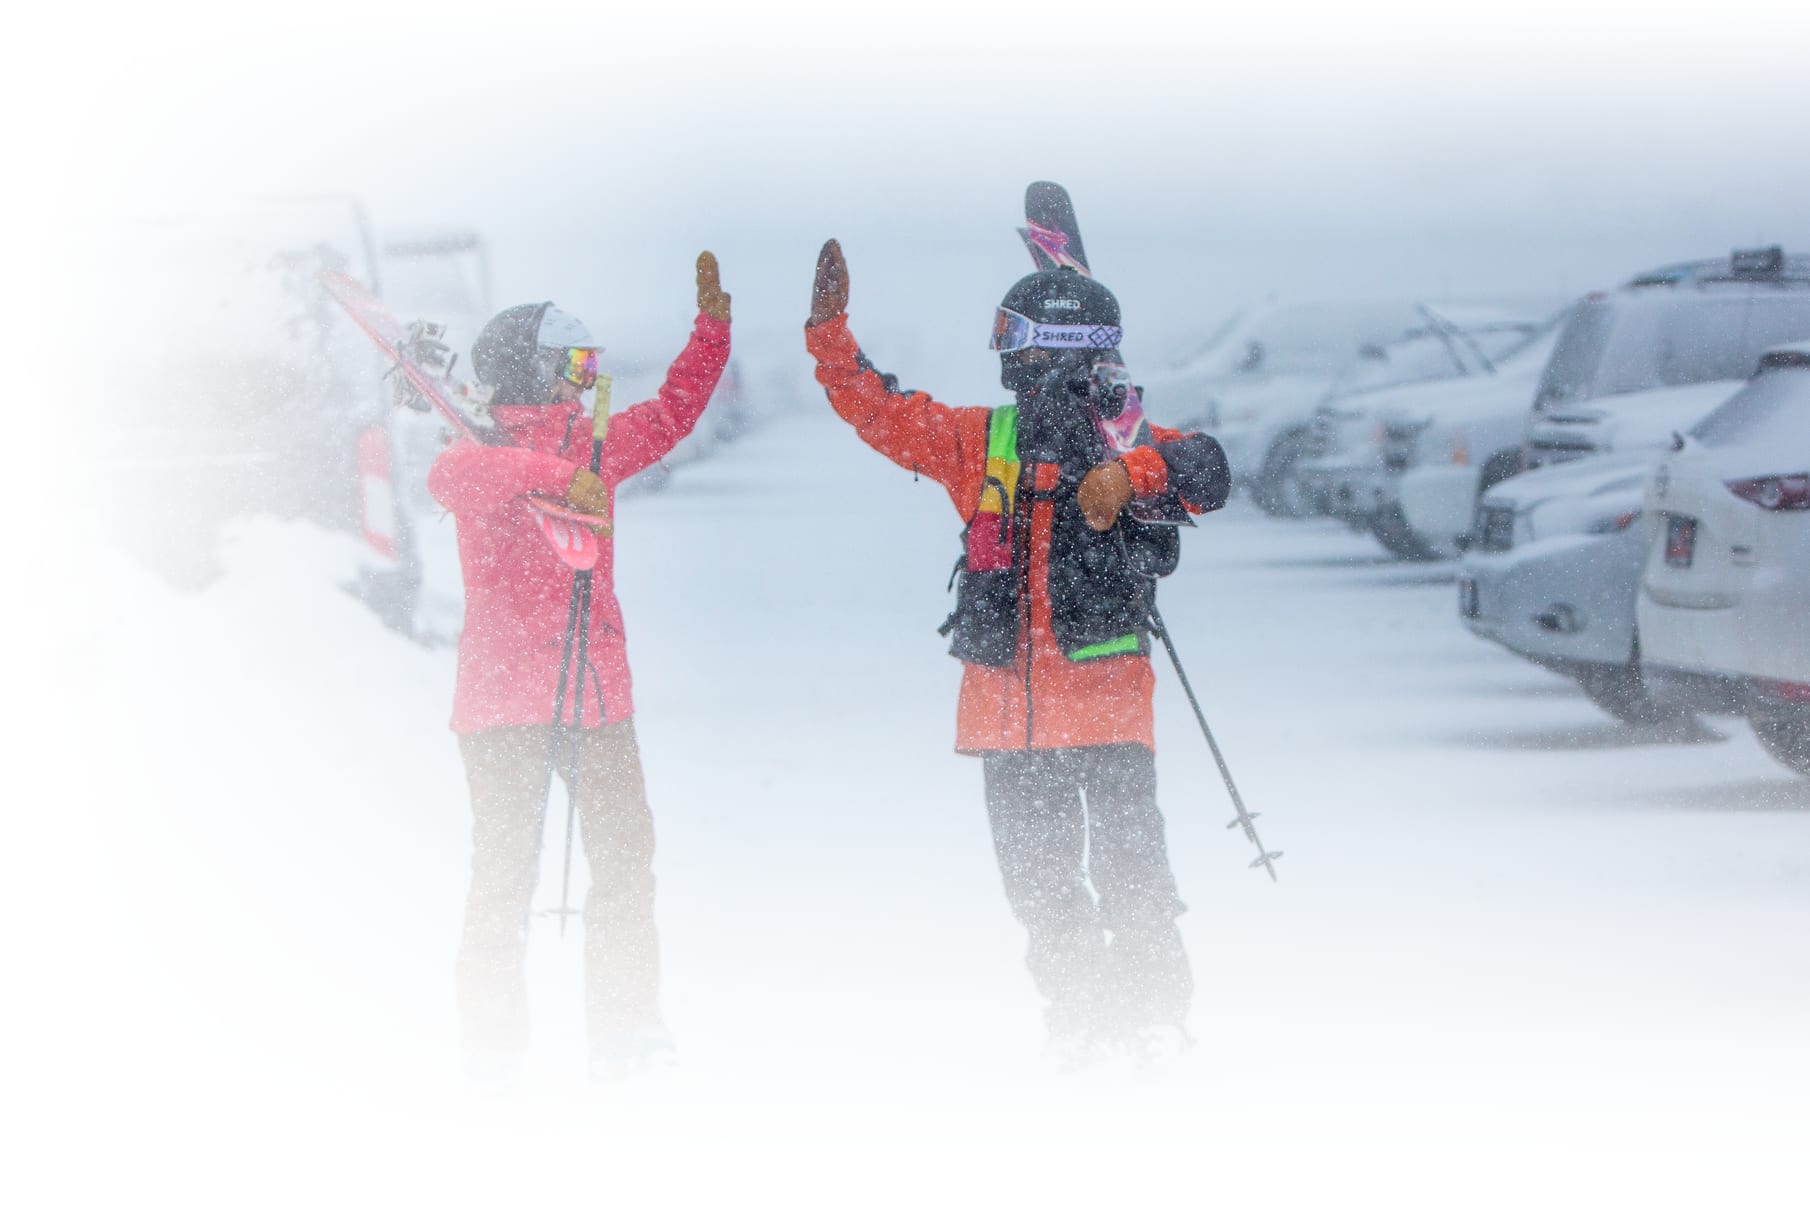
[992, 268, 1123, 395]
[995, 267, 1120, 331]
[473, 302, 606, 406]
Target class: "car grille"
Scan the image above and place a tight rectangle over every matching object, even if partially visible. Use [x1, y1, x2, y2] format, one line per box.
[1308, 412, 1338, 457]
[1473, 503, 1515, 552]
[1380, 420, 1422, 471]
[1524, 438, 1596, 469]
[1310, 409, 1367, 459]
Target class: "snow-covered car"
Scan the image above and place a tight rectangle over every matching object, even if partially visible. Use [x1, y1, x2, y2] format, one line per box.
[1524, 249, 1810, 468]
[1297, 317, 1559, 552]
[1143, 300, 1438, 516]
[1455, 451, 1707, 723]
[1394, 248, 1810, 555]
[1637, 343, 1810, 774]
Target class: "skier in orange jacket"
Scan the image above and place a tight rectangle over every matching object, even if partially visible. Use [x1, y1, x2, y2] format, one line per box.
[804, 239, 1230, 1063]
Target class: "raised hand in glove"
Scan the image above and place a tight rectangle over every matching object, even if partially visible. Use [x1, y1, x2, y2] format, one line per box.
[566, 467, 610, 517]
[696, 251, 731, 322]
[809, 238, 849, 327]
[1078, 459, 1134, 532]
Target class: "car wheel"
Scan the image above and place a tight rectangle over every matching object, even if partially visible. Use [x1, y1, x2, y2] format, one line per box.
[1750, 711, 1810, 777]
[1574, 660, 1692, 726]
[1253, 430, 1316, 518]
[1369, 501, 1456, 561]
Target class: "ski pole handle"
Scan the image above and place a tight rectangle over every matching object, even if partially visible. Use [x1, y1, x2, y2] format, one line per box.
[593, 374, 612, 445]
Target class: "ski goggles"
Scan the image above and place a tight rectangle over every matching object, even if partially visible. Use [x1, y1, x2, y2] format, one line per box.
[561, 347, 601, 390]
[989, 307, 1123, 353]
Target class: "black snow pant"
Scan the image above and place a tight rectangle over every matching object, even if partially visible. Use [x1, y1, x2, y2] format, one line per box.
[981, 743, 1192, 1038]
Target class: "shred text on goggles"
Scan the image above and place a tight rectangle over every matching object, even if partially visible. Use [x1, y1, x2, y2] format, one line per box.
[560, 347, 601, 389]
[989, 307, 1123, 352]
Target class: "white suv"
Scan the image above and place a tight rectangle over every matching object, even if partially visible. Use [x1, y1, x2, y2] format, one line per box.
[1638, 343, 1810, 775]
[1392, 249, 1810, 554]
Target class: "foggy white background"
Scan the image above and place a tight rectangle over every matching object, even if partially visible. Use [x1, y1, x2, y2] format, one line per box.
[12, 2, 1810, 1203]
[36, 0, 1810, 391]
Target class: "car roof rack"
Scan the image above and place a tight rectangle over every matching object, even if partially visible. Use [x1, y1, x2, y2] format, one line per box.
[1624, 246, 1810, 289]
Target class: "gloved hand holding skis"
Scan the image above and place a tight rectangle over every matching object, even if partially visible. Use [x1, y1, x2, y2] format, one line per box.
[566, 467, 610, 517]
[1078, 460, 1134, 531]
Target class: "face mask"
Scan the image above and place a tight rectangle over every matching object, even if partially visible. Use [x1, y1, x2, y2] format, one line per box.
[1013, 357, 1102, 465]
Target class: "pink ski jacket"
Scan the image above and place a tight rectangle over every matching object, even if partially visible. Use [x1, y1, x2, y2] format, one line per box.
[428, 314, 730, 733]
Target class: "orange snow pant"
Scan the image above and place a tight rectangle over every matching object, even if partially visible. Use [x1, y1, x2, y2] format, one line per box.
[455, 721, 660, 1058]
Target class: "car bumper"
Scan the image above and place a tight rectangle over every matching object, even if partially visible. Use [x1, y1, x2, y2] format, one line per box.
[1295, 462, 1389, 522]
[1400, 464, 1482, 545]
[1638, 563, 1810, 686]
[1458, 527, 1646, 668]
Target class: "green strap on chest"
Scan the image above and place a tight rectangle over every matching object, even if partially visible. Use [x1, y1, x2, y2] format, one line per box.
[987, 405, 1018, 463]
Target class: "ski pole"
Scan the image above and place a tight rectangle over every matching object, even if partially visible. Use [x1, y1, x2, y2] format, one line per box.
[538, 575, 586, 934]
[550, 570, 590, 937]
[1147, 603, 1282, 881]
[547, 376, 612, 935]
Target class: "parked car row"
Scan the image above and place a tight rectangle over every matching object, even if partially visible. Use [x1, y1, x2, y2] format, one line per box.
[1462, 337, 1810, 774]
[1143, 300, 1551, 517]
[1163, 247, 1810, 778]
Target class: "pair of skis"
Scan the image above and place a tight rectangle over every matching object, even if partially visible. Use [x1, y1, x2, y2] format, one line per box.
[319, 270, 609, 570]
[1018, 182, 1281, 881]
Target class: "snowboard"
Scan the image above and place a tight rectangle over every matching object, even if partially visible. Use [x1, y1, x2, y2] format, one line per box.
[1018, 182, 1188, 524]
[320, 270, 607, 570]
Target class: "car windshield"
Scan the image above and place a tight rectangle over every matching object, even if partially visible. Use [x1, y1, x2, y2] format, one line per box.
[1534, 301, 1612, 408]
[1178, 302, 1430, 378]
[1689, 365, 1810, 449]
[1538, 291, 1810, 408]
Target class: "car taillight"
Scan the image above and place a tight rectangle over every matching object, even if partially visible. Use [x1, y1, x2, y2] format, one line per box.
[1589, 510, 1641, 534]
[1451, 430, 1469, 466]
[1758, 679, 1810, 703]
[1727, 474, 1810, 511]
[1664, 516, 1697, 568]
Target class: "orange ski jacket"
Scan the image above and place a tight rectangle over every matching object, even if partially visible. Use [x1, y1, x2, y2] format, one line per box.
[806, 313, 1222, 754]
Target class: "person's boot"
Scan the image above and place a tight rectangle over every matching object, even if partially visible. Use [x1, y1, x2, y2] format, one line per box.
[1124, 1022, 1195, 1066]
[463, 1044, 524, 1093]
[590, 1023, 679, 1081]
[1042, 1025, 1113, 1073]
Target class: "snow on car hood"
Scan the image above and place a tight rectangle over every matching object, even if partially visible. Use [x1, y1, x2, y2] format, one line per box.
[1481, 448, 1657, 512]
[1169, 371, 1338, 430]
[1528, 380, 1744, 453]
[1373, 364, 1542, 430]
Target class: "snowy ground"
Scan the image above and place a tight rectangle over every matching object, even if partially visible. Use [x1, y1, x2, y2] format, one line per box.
[31, 403, 1810, 1204]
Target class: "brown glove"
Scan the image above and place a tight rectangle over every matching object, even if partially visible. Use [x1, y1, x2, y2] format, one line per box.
[1078, 460, 1134, 532]
[809, 239, 849, 326]
[696, 251, 731, 322]
[566, 467, 610, 517]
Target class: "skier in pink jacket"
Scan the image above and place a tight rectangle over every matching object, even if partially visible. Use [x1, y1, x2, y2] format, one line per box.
[428, 253, 731, 1084]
